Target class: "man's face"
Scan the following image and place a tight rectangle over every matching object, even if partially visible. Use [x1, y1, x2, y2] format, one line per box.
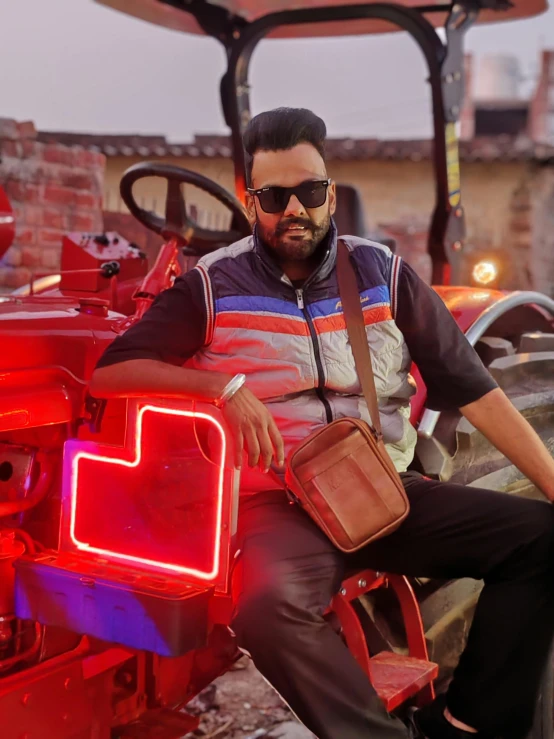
[246, 143, 336, 264]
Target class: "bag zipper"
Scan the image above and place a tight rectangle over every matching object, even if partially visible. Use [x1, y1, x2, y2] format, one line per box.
[296, 288, 333, 424]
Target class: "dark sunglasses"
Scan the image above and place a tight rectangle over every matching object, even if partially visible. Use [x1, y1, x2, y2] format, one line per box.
[248, 179, 331, 214]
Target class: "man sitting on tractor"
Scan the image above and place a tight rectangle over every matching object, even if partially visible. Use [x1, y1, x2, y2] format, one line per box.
[90, 108, 554, 739]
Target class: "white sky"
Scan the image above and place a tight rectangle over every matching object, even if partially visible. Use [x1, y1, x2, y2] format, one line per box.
[2, 0, 553, 141]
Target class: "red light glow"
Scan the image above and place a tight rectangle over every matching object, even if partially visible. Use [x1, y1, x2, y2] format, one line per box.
[67, 405, 228, 581]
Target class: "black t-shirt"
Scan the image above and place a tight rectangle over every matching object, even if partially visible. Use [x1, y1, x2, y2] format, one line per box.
[96, 261, 497, 411]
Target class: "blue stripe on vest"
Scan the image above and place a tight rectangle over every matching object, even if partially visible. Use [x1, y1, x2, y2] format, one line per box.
[215, 294, 303, 317]
[308, 284, 390, 319]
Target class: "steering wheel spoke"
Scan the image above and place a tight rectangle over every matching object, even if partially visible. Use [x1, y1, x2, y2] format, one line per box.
[120, 161, 251, 255]
[164, 180, 187, 231]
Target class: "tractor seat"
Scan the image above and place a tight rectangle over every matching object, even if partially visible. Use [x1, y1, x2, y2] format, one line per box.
[328, 568, 438, 711]
[334, 183, 367, 238]
[334, 184, 396, 253]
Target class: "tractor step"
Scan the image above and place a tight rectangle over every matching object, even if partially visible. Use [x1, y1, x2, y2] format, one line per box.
[371, 652, 438, 711]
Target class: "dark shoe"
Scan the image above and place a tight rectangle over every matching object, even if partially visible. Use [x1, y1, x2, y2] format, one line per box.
[407, 695, 489, 739]
[405, 706, 428, 739]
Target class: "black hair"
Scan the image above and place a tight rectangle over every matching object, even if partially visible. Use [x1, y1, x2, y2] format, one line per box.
[243, 107, 327, 185]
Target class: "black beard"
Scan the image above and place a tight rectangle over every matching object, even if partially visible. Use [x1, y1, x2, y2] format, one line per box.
[257, 212, 332, 264]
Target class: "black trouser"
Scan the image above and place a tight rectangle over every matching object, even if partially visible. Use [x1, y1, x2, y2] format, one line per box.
[230, 473, 554, 739]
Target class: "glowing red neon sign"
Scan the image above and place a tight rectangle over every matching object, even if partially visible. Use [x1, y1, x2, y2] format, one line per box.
[65, 404, 228, 581]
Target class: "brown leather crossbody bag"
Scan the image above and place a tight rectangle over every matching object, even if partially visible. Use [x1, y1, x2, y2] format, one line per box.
[284, 241, 410, 553]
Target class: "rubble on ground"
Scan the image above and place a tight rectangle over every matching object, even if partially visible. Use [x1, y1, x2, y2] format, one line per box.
[187, 658, 314, 738]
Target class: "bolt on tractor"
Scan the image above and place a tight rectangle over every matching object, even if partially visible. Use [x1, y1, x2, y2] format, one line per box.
[0, 1, 553, 738]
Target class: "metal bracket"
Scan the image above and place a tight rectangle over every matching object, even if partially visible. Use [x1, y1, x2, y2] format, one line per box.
[84, 393, 107, 434]
[428, 1, 479, 283]
[159, 0, 246, 45]
[442, 2, 479, 123]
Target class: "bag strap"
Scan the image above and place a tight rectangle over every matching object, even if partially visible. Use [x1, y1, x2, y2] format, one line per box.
[336, 240, 382, 438]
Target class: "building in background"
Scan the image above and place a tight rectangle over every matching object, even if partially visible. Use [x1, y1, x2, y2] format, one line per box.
[1, 50, 554, 293]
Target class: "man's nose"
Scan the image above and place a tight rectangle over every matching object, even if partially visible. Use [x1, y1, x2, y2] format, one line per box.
[283, 193, 306, 218]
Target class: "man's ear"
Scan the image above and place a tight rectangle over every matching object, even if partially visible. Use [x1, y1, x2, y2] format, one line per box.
[328, 181, 337, 218]
[245, 192, 257, 225]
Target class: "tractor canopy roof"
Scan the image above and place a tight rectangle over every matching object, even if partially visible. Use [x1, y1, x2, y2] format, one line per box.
[96, 0, 547, 38]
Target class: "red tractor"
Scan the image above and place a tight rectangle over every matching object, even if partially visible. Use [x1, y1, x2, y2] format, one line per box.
[0, 1, 553, 738]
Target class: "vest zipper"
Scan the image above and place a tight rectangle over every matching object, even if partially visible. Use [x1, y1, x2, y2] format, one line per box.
[296, 289, 333, 424]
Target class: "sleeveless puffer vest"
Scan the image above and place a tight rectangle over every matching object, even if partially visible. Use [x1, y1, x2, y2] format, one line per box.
[187, 224, 417, 493]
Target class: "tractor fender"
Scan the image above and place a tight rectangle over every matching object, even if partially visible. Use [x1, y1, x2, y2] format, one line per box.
[410, 287, 554, 425]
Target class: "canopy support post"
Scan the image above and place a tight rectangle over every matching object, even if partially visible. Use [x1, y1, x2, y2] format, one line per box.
[213, 2, 477, 284]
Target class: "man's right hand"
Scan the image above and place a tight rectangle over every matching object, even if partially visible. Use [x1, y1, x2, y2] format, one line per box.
[222, 387, 285, 473]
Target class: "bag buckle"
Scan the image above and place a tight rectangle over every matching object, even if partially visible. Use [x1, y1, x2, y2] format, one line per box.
[370, 425, 383, 443]
[286, 487, 302, 506]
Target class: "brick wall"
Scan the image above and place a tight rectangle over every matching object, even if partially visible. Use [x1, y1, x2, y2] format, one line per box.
[0, 118, 105, 289]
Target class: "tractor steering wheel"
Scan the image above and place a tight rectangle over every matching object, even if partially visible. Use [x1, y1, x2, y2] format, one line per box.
[119, 162, 251, 256]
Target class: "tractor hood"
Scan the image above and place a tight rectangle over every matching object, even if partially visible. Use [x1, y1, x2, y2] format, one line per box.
[0, 295, 123, 432]
[96, 0, 548, 39]
[0, 295, 122, 381]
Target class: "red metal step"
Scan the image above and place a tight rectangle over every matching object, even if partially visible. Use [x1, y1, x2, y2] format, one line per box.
[370, 651, 439, 711]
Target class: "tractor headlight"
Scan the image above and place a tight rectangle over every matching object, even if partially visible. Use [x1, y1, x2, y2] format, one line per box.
[471, 260, 498, 286]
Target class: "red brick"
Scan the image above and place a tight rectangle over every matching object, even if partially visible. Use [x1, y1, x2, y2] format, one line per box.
[0, 118, 19, 140]
[0, 140, 20, 157]
[18, 160, 49, 183]
[43, 185, 77, 207]
[73, 149, 95, 168]
[75, 191, 99, 209]
[69, 213, 96, 232]
[14, 227, 35, 246]
[21, 246, 42, 268]
[21, 139, 43, 159]
[37, 229, 64, 247]
[510, 214, 531, 233]
[20, 205, 43, 227]
[4, 181, 40, 204]
[513, 233, 531, 250]
[10, 205, 23, 223]
[17, 121, 37, 140]
[90, 214, 103, 232]
[59, 171, 95, 191]
[42, 144, 75, 166]
[0, 267, 11, 287]
[42, 208, 66, 230]
[90, 170, 104, 195]
[4, 267, 32, 288]
[2, 245, 22, 267]
[73, 149, 105, 169]
[41, 247, 62, 271]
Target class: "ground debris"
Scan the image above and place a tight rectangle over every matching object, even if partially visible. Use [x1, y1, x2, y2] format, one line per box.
[267, 722, 315, 738]
[188, 684, 219, 715]
[187, 660, 313, 738]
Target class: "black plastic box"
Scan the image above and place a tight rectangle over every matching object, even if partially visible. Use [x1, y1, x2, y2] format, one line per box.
[15, 551, 213, 657]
